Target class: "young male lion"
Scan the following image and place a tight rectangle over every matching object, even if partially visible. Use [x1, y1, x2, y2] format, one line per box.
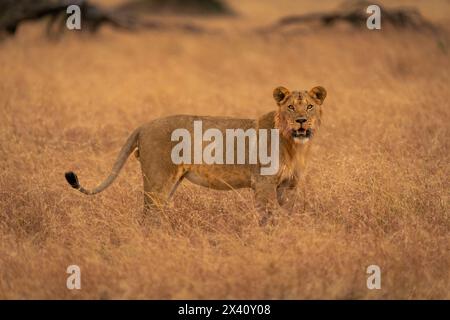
[65, 86, 327, 225]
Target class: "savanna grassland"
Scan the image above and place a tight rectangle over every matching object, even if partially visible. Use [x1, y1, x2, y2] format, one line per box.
[0, 0, 449, 299]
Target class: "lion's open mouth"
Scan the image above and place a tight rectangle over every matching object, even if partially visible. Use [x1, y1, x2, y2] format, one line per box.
[292, 128, 312, 139]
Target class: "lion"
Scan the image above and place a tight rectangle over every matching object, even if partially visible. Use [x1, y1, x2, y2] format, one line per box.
[65, 86, 327, 225]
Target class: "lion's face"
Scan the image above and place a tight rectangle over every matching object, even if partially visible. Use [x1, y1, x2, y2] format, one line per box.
[273, 86, 327, 144]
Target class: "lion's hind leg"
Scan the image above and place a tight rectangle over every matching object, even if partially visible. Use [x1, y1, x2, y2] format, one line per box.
[141, 168, 186, 227]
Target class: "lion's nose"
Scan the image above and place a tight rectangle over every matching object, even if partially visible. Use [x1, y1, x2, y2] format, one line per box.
[296, 117, 307, 124]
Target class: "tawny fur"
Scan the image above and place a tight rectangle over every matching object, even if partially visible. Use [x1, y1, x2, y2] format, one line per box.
[65, 86, 327, 225]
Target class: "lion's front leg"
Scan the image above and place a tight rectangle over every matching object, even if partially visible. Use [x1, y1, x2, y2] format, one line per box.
[254, 182, 285, 226]
[276, 178, 300, 213]
[277, 186, 299, 213]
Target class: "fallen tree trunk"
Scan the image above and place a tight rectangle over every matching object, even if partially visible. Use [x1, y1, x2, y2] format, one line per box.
[259, 1, 438, 34]
[0, 0, 138, 37]
[117, 0, 233, 15]
[0, 0, 207, 39]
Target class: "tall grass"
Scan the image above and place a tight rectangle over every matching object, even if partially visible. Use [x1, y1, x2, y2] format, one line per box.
[0, 1, 449, 299]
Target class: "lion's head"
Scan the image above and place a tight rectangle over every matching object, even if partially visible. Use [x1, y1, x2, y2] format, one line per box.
[273, 86, 327, 144]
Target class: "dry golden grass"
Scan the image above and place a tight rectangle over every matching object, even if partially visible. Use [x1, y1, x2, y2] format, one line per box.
[0, 0, 449, 299]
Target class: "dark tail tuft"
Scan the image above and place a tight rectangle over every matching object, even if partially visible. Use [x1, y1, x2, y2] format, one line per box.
[65, 171, 80, 189]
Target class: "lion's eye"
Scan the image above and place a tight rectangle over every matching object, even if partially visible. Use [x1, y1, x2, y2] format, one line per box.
[288, 105, 295, 111]
[307, 104, 314, 110]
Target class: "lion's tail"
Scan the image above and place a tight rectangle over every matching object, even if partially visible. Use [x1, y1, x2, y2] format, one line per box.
[65, 128, 140, 195]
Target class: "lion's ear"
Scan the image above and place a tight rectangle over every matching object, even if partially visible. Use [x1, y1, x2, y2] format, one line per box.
[273, 86, 290, 104]
[309, 86, 327, 105]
